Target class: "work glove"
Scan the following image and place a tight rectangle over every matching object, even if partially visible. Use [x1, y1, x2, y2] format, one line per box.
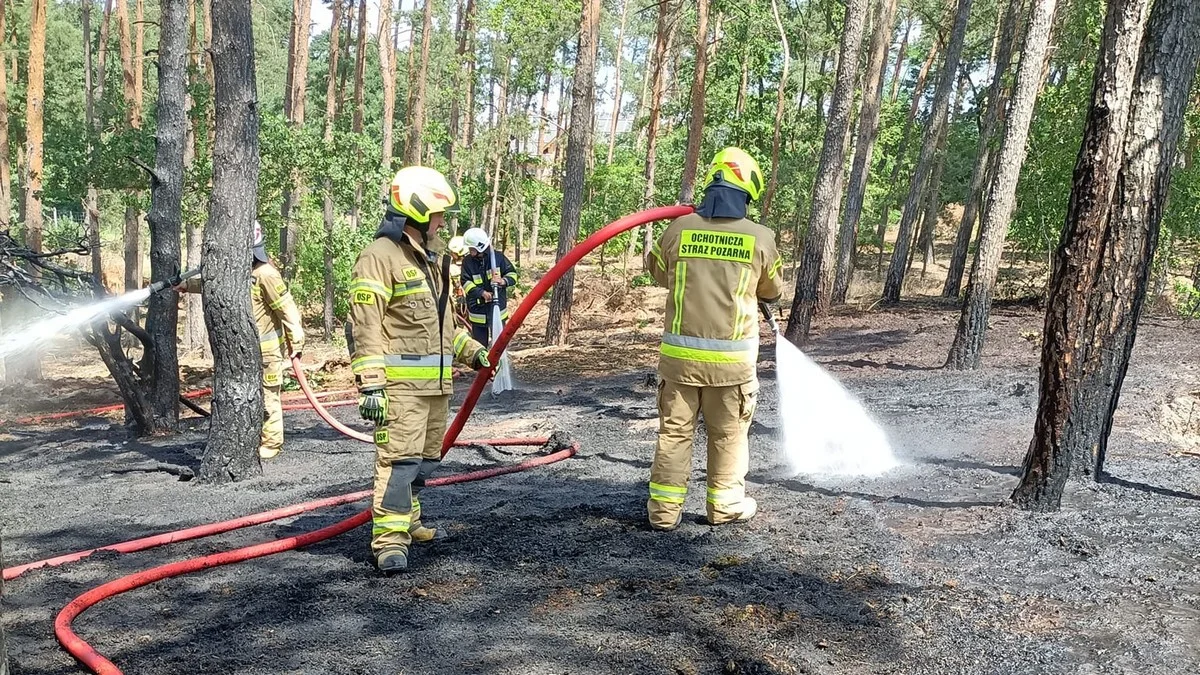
[473, 349, 491, 371]
[358, 388, 388, 426]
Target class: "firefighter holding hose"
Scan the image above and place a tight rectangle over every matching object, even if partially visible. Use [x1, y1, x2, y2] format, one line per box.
[645, 147, 784, 531]
[460, 227, 519, 347]
[349, 166, 490, 574]
[177, 222, 304, 460]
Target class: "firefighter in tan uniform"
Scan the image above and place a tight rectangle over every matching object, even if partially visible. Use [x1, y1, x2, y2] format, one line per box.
[645, 147, 784, 531]
[179, 222, 304, 459]
[349, 166, 490, 574]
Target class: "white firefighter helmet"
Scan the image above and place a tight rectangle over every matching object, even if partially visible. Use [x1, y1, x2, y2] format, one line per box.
[448, 235, 469, 257]
[462, 228, 490, 254]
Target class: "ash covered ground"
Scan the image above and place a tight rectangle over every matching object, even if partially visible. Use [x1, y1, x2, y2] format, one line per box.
[2, 305, 1199, 675]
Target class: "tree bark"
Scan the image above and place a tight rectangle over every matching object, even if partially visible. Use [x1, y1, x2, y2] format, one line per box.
[946, 0, 1057, 370]
[449, 0, 475, 164]
[82, 0, 103, 283]
[917, 108, 953, 275]
[631, 0, 673, 259]
[0, 0, 9, 228]
[944, 0, 1024, 298]
[144, 0, 190, 432]
[606, 0, 629, 166]
[349, 0, 367, 227]
[677, 0, 709, 204]
[24, 0, 47, 256]
[322, 0, 342, 340]
[200, 0, 264, 483]
[134, 0, 145, 119]
[889, 13, 910, 101]
[280, 0, 313, 274]
[1013, 0, 1197, 509]
[881, 0, 975, 305]
[98, 0, 114, 107]
[183, 0, 209, 357]
[834, 0, 899, 304]
[406, 0, 434, 164]
[545, 0, 600, 346]
[784, 0, 868, 344]
[379, 0, 396, 177]
[759, 0, 791, 222]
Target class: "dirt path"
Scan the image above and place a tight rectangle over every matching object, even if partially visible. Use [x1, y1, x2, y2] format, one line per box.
[2, 306, 1200, 674]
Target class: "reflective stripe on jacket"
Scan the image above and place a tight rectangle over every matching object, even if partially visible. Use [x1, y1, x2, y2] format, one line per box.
[461, 249, 519, 321]
[649, 213, 784, 387]
[348, 232, 485, 394]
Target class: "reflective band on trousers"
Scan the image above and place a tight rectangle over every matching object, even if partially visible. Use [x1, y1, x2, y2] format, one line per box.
[260, 329, 281, 351]
[660, 332, 756, 364]
[649, 482, 687, 504]
[372, 513, 412, 537]
[707, 486, 744, 506]
[382, 354, 454, 381]
[469, 310, 509, 325]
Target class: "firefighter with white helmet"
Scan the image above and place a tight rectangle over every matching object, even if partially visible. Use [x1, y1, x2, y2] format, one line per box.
[460, 227, 519, 347]
[348, 166, 490, 573]
[645, 147, 784, 530]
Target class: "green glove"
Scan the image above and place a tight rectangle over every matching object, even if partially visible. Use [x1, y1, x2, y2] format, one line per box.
[358, 388, 388, 426]
[474, 349, 491, 371]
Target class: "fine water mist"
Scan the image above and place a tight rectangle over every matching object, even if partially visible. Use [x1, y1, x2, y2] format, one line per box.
[772, 331, 897, 477]
[489, 304, 514, 394]
[0, 288, 152, 362]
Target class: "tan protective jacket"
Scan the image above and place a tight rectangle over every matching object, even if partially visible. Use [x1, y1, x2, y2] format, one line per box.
[252, 264, 305, 359]
[349, 231, 484, 395]
[182, 263, 304, 359]
[649, 213, 784, 387]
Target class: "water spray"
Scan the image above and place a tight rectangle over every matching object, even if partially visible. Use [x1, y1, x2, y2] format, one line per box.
[766, 303, 897, 477]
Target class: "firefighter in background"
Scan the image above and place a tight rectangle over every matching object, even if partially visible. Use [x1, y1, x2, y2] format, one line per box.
[177, 222, 304, 460]
[460, 227, 519, 347]
[448, 235, 470, 328]
[645, 147, 784, 531]
[349, 166, 490, 574]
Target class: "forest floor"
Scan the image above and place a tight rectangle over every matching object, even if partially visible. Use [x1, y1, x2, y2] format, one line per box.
[3, 265, 1200, 674]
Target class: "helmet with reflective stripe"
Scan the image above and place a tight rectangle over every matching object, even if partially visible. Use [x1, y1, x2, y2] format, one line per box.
[388, 166, 458, 224]
[704, 147, 764, 201]
[448, 236, 469, 256]
[462, 227, 490, 254]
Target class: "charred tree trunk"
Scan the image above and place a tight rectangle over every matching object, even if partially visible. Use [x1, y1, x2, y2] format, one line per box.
[834, 0, 900, 304]
[759, 0, 791, 222]
[1013, 0, 1197, 509]
[785, 0, 868, 344]
[144, 0, 190, 431]
[406, 0, 434, 164]
[545, 0, 600, 346]
[606, 0, 629, 166]
[882, 0, 974, 304]
[199, 0, 264, 483]
[322, 0, 342, 340]
[946, 0, 1058, 370]
[677, 0, 709, 204]
[944, 0, 1024, 298]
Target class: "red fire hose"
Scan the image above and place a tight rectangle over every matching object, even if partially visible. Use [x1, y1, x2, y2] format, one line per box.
[47, 206, 692, 674]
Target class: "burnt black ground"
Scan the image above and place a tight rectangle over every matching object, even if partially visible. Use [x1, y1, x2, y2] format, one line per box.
[2, 306, 1200, 675]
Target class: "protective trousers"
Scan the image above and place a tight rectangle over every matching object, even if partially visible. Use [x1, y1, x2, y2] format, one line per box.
[261, 354, 285, 456]
[371, 393, 449, 559]
[647, 379, 758, 528]
[470, 322, 490, 349]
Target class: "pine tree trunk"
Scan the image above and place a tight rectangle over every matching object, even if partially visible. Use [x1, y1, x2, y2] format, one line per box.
[486, 58, 511, 235]
[1013, 0, 1198, 509]
[144, 0, 190, 432]
[449, 0, 474, 164]
[944, 0, 1024, 298]
[530, 193, 541, 260]
[882, 0, 974, 305]
[834, 0, 899, 304]
[917, 113, 952, 275]
[785, 0, 868, 344]
[134, 0, 145, 118]
[81, 0, 104, 284]
[876, 39, 939, 272]
[0, 0, 9, 228]
[379, 0, 396, 176]
[606, 0, 629, 166]
[199, 0, 264, 483]
[889, 13, 910, 101]
[406, 0, 434, 164]
[629, 0, 673, 260]
[183, 0, 209, 357]
[545, 0, 600, 346]
[946, 0, 1056, 371]
[677, 0, 709, 204]
[759, 0, 790, 222]
[24, 0, 47, 255]
[98, 0, 113, 106]
[322, 0, 342, 340]
[280, 0, 312, 275]
[349, 0, 367, 227]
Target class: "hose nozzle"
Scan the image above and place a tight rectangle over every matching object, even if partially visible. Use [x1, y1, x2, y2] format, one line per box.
[148, 267, 202, 295]
[760, 302, 780, 335]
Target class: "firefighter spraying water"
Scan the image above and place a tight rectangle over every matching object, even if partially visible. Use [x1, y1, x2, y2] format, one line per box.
[461, 228, 516, 394]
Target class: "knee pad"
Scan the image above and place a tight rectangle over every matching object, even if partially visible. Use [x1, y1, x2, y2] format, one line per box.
[381, 459, 421, 513]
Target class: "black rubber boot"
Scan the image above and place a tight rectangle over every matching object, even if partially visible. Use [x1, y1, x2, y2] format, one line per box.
[377, 548, 409, 574]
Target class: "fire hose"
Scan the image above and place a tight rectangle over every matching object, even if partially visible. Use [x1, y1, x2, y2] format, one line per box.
[35, 205, 694, 674]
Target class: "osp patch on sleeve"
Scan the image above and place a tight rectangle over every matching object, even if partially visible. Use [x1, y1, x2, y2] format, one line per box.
[374, 429, 389, 445]
[677, 229, 756, 264]
[274, 282, 287, 295]
[403, 267, 422, 281]
[353, 290, 375, 305]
